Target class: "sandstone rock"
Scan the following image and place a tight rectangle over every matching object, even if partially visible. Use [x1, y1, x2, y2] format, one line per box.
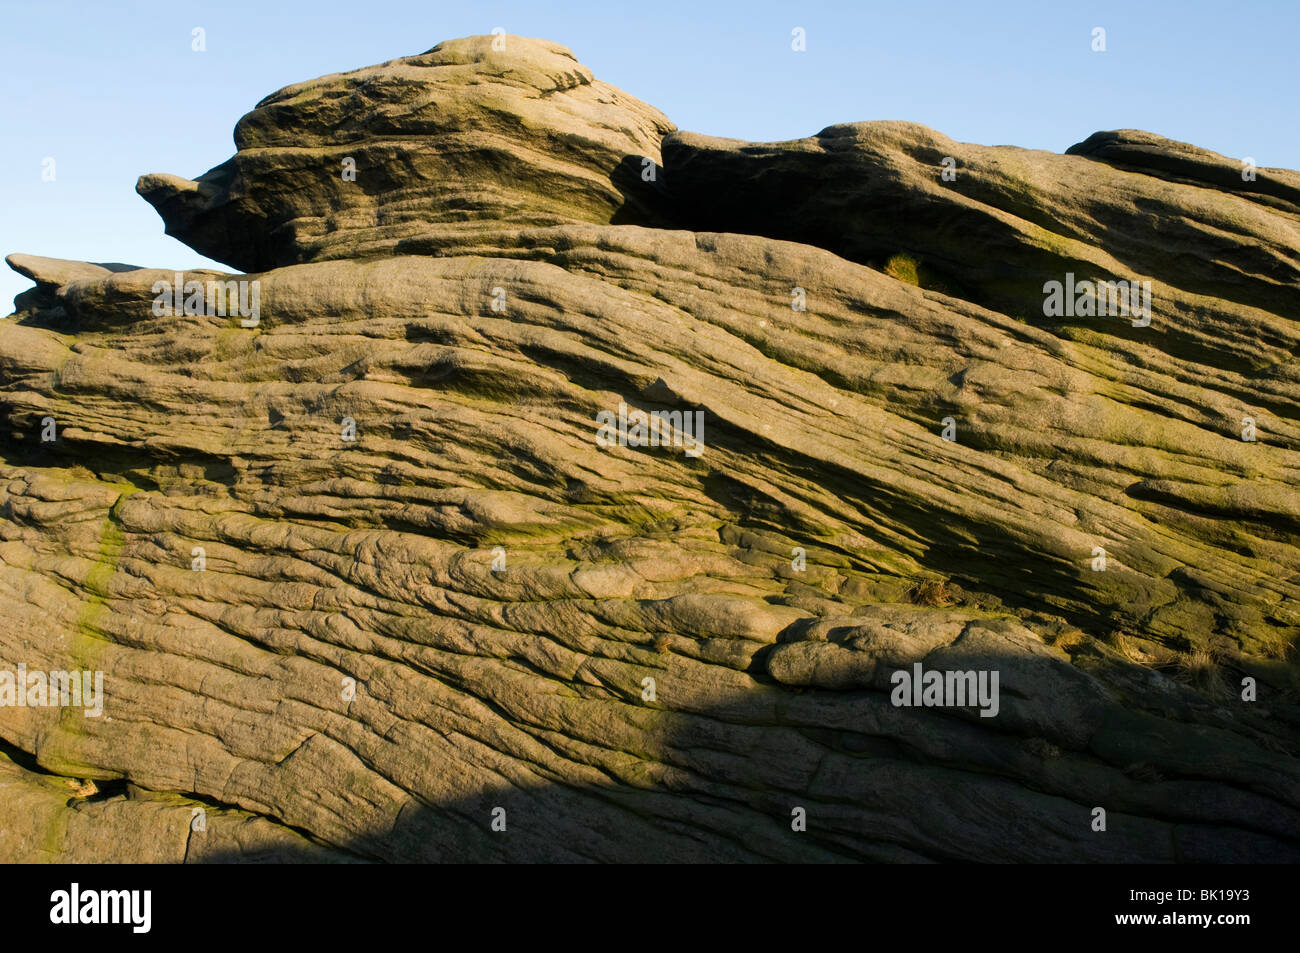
[1, 36, 1297, 863]
[0, 751, 354, 862]
[1067, 129, 1300, 210]
[663, 122, 1300, 333]
[136, 35, 674, 273]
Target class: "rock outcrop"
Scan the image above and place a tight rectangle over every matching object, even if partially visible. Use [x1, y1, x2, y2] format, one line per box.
[2, 34, 1297, 863]
[134, 36, 674, 272]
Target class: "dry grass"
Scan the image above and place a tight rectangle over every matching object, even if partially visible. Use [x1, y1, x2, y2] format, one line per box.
[1254, 629, 1295, 661]
[1173, 647, 1231, 698]
[1107, 630, 1149, 664]
[1048, 627, 1089, 653]
[908, 578, 956, 608]
[651, 633, 673, 655]
[66, 778, 98, 798]
[885, 253, 920, 287]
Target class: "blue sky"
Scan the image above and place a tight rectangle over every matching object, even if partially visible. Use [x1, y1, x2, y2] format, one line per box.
[3, 0, 1297, 309]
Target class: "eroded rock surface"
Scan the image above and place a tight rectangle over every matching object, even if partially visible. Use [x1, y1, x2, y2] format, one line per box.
[2, 34, 1297, 863]
[135, 35, 674, 272]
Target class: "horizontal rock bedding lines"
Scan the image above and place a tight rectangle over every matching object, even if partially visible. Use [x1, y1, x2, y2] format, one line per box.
[1, 34, 1297, 862]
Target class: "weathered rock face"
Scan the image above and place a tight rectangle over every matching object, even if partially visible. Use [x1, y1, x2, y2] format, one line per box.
[136, 35, 675, 273]
[2, 35, 1298, 863]
[664, 122, 1300, 329]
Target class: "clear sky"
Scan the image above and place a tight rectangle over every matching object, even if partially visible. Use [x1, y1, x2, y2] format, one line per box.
[3, 0, 1297, 310]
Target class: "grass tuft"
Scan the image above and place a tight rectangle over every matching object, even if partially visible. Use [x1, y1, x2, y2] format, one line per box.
[908, 578, 956, 608]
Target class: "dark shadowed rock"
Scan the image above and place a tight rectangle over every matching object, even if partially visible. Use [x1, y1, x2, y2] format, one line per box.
[662, 122, 1300, 327]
